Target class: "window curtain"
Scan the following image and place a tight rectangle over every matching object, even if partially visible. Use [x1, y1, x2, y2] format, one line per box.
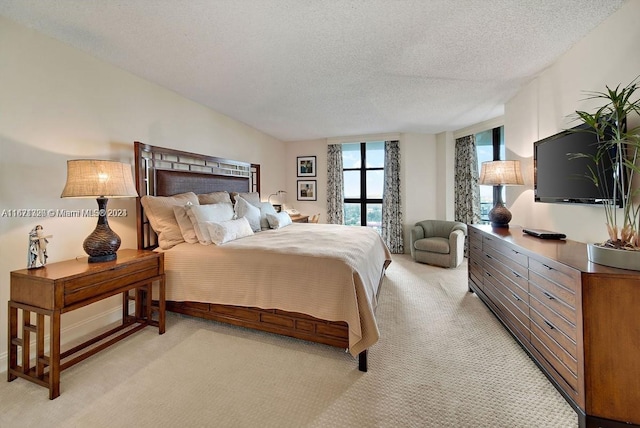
[326, 144, 344, 224]
[382, 140, 403, 254]
[454, 134, 481, 256]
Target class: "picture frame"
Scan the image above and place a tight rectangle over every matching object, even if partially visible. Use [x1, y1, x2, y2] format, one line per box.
[297, 180, 317, 201]
[297, 156, 316, 177]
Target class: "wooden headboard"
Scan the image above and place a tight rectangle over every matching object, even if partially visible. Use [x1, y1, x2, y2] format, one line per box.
[134, 142, 260, 250]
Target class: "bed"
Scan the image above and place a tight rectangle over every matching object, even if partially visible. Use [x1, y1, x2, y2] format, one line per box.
[133, 142, 391, 371]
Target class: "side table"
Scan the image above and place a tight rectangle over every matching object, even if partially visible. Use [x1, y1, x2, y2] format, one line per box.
[289, 214, 309, 223]
[7, 249, 165, 399]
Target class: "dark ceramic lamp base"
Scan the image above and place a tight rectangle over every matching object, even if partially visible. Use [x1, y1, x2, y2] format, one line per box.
[83, 198, 121, 263]
[489, 203, 512, 228]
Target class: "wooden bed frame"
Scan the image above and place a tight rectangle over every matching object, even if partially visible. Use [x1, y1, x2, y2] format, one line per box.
[134, 142, 374, 371]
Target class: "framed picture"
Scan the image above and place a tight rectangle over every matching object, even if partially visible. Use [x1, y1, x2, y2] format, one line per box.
[297, 180, 317, 201]
[297, 156, 316, 177]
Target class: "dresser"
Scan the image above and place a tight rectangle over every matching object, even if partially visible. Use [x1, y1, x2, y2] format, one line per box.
[468, 225, 640, 428]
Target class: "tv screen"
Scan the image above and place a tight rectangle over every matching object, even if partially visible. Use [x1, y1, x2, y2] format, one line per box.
[534, 123, 619, 205]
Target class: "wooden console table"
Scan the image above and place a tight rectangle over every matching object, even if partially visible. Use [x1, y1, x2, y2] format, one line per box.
[468, 225, 640, 428]
[7, 249, 165, 399]
[289, 214, 309, 223]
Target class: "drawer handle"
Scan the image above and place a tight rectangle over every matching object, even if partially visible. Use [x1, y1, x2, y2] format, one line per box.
[512, 271, 521, 278]
[542, 263, 553, 270]
[511, 293, 521, 302]
[543, 291, 555, 300]
[544, 320, 555, 330]
[485, 254, 493, 259]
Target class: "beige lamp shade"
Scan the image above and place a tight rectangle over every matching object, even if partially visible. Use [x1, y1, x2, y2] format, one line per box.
[479, 160, 524, 186]
[61, 160, 138, 198]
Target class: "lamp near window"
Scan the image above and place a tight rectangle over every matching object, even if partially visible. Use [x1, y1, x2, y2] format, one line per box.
[268, 190, 287, 211]
[61, 160, 138, 262]
[479, 160, 524, 228]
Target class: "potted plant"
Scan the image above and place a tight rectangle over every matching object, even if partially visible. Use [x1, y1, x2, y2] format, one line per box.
[569, 78, 640, 270]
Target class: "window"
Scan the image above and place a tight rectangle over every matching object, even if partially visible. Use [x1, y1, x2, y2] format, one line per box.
[476, 126, 505, 222]
[342, 142, 384, 233]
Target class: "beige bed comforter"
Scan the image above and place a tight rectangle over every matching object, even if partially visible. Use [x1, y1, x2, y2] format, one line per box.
[159, 223, 392, 356]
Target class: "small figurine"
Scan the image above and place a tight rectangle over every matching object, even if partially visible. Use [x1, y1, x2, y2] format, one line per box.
[28, 225, 52, 269]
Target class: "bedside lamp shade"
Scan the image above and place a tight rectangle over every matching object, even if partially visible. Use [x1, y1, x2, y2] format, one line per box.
[479, 160, 524, 228]
[61, 160, 138, 262]
[61, 160, 138, 198]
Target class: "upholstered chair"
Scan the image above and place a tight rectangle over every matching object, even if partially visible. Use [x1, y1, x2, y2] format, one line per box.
[410, 220, 467, 268]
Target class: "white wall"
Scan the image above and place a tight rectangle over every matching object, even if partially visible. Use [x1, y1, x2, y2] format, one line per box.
[286, 132, 445, 251]
[506, 0, 640, 244]
[0, 16, 286, 372]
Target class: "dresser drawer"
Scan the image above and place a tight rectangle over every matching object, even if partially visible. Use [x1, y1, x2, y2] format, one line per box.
[469, 257, 484, 290]
[484, 244, 528, 279]
[529, 256, 580, 291]
[529, 306, 577, 360]
[529, 269, 576, 310]
[485, 253, 528, 294]
[485, 262, 528, 308]
[469, 237, 483, 258]
[484, 269, 530, 340]
[529, 280, 576, 325]
[530, 325, 579, 393]
[63, 257, 161, 306]
[482, 235, 528, 268]
[485, 266, 530, 326]
[529, 294, 577, 343]
[468, 226, 482, 242]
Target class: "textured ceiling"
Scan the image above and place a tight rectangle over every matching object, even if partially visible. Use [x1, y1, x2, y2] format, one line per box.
[0, 0, 627, 141]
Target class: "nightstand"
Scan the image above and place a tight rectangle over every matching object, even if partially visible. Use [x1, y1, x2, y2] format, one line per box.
[7, 249, 165, 399]
[289, 214, 309, 223]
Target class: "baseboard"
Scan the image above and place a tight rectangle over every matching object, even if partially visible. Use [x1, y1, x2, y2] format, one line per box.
[0, 302, 134, 374]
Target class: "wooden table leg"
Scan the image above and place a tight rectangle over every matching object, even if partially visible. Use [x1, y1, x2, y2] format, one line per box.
[21, 310, 31, 376]
[7, 303, 17, 382]
[49, 310, 61, 400]
[36, 313, 45, 378]
[159, 277, 166, 334]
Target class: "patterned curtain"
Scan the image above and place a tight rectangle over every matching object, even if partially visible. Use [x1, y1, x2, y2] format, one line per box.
[455, 135, 481, 256]
[382, 140, 403, 253]
[326, 144, 344, 224]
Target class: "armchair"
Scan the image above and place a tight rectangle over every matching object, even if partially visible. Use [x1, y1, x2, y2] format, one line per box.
[410, 220, 467, 268]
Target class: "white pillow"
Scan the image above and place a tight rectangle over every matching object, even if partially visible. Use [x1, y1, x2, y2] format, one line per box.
[206, 217, 254, 245]
[186, 203, 235, 244]
[172, 202, 198, 244]
[234, 196, 261, 232]
[259, 202, 278, 230]
[231, 191, 261, 207]
[140, 192, 199, 249]
[267, 212, 293, 229]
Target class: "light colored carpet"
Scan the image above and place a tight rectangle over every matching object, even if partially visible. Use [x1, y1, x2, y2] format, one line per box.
[0, 255, 577, 427]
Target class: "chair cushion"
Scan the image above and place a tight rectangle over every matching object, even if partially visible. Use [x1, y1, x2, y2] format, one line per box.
[414, 237, 450, 254]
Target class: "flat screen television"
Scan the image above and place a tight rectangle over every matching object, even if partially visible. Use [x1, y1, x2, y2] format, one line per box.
[534, 123, 621, 205]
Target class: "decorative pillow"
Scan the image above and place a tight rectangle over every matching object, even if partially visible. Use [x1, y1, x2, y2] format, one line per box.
[230, 191, 261, 207]
[186, 203, 235, 244]
[259, 202, 278, 230]
[140, 192, 199, 249]
[172, 202, 198, 244]
[198, 191, 232, 205]
[205, 217, 254, 245]
[234, 196, 261, 232]
[267, 212, 293, 229]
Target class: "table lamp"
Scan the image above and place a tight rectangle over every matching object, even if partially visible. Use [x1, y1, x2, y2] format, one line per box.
[479, 160, 524, 228]
[61, 159, 138, 262]
[268, 190, 287, 211]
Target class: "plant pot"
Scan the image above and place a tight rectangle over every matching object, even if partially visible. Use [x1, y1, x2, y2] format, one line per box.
[587, 243, 640, 271]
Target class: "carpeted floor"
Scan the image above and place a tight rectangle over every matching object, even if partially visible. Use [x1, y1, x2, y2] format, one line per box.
[0, 255, 578, 427]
